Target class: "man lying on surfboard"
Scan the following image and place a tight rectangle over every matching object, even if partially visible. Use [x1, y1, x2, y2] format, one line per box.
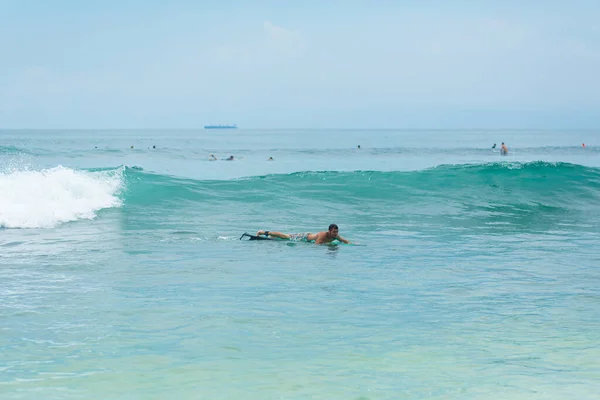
[257, 224, 351, 244]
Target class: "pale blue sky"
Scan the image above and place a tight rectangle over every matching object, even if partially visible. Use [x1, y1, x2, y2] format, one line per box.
[1, 0, 599, 128]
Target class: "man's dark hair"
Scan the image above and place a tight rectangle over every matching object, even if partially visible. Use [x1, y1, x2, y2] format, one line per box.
[329, 224, 338, 231]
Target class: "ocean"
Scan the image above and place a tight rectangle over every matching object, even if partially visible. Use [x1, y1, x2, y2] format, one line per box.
[1, 129, 599, 399]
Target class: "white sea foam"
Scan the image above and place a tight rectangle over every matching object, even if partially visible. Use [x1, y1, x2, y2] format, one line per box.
[0, 166, 124, 229]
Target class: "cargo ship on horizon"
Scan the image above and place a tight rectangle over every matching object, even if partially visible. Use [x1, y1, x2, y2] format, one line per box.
[204, 124, 238, 129]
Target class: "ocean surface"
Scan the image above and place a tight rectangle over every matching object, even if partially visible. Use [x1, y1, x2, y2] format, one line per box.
[1, 129, 599, 399]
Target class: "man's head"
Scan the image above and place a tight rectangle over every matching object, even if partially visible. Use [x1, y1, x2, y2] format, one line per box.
[328, 223, 339, 237]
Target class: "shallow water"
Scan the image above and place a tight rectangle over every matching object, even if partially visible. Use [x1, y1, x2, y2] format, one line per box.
[1, 129, 599, 399]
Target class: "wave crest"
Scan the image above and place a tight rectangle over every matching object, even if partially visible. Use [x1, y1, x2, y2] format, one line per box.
[0, 166, 124, 229]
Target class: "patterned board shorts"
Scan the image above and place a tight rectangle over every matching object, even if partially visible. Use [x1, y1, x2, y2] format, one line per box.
[289, 233, 310, 242]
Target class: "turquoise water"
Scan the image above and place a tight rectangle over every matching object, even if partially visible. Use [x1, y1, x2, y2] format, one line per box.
[1, 129, 600, 399]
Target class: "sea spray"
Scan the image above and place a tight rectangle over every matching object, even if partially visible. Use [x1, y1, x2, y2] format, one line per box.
[0, 166, 124, 228]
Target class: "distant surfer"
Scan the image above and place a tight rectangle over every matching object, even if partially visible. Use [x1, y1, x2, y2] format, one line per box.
[209, 154, 217, 161]
[357, 145, 361, 149]
[500, 142, 508, 155]
[257, 224, 350, 244]
[226, 156, 234, 161]
[268, 157, 274, 161]
[492, 143, 496, 149]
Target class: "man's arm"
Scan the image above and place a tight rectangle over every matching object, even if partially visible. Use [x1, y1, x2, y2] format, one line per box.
[336, 235, 350, 244]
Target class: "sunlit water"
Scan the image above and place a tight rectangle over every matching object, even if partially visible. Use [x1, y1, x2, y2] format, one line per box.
[1, 129, 599, 399]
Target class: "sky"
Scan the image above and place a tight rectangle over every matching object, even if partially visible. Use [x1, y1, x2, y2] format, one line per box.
[1, 0, 599, 129]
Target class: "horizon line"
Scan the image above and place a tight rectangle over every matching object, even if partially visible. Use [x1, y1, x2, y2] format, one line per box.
[2, 127, 599, 131]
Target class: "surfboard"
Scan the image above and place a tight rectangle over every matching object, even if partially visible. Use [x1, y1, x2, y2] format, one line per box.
[239, 232, 278, 241]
